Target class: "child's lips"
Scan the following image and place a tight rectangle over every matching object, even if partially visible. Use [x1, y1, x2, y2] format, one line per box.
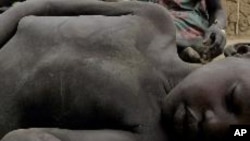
[173, 103, 186, 132]
[173, 103, 201, 135]
[185, 106, 201, 134]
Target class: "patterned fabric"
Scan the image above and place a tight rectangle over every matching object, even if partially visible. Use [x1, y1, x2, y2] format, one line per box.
[140, 0, 210, 48]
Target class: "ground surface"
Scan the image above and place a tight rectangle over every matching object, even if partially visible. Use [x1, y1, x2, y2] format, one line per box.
[212, 37, 250, 61]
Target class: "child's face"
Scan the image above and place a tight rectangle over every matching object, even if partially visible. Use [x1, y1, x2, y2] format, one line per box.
[163, 57, 250, 140]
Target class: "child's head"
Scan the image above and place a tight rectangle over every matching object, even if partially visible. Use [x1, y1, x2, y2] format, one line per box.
[162, 57, 250, 141]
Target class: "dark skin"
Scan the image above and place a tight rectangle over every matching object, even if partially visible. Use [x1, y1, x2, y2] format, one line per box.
[0, 0, 200, 140]
[224, 43, 250, 57]
[203, 0, 227, 59]
[1, 129, 137, 141]
[0, 0, 227, 63]
[3, 45, 250, 141]
[0, 0, 26, 13]
[162, 57, 250, 141]
[0, 1, 248, 141]
[206, 0, 227, 29]
[0, 0, 234, 140]
[178, 0, 227, 63]
[3, 58, 250, 141]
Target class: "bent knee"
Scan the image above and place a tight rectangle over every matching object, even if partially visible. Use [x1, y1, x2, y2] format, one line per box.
[1, 129, 61, 141]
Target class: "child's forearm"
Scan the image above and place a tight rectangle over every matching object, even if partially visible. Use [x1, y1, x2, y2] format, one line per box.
[206, 0, 227, 29]
[211, 9, 227, 29]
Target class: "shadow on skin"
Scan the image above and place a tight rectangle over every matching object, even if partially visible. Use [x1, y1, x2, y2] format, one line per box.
[162, 56, 250, 141]
[0, 0, 245, 141]
[1, 128, 137, 141]
[3, 56, 250, 141]
[0, 0, 187, 140]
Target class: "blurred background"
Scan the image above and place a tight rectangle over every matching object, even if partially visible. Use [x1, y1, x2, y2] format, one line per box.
[222, 0, 250, 39]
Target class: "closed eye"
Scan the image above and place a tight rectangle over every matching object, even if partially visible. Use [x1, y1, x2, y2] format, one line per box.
[225, 85, 241, 115]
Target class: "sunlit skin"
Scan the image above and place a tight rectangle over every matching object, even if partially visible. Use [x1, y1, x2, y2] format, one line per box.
[163, 57, 250, 141]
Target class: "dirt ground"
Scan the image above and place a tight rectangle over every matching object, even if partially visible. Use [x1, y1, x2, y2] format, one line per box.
[227, 37, 250, 45]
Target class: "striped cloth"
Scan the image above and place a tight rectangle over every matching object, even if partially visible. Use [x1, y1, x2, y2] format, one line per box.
[140, 0, 210, 48]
